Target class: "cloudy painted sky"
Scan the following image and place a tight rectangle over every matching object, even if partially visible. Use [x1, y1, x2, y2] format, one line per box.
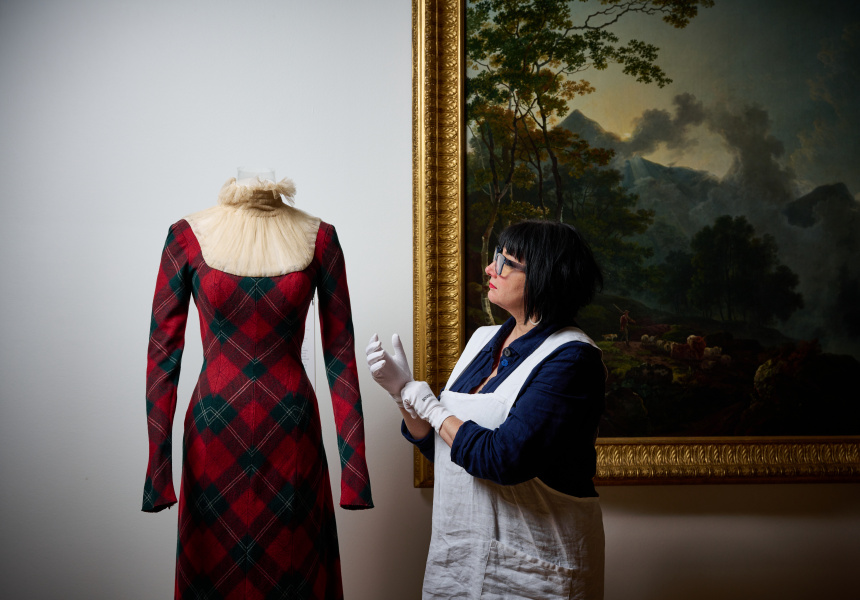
[569, 0, 859, 195]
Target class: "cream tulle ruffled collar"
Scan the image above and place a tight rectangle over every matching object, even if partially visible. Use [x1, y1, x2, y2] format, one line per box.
[217, 177, 297, 212]
[185, 177, 321, 277]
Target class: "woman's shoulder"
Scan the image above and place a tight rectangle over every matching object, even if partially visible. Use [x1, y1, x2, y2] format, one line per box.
[527, 340, 605, 395]
[472, 324, 503, 338]
[543, 337, 604, 369]
[539, 326, 600, 355]
[560, 339, 602, 359]
[465, 324, 504, 353]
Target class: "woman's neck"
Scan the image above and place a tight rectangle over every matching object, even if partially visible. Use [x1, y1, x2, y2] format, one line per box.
[506, 316, 536, 346]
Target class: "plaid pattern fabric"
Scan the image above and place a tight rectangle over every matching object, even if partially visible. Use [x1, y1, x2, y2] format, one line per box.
[143, 219, 373, 599]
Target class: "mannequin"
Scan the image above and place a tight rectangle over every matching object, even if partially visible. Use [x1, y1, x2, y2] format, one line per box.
[142, 170, 373, 599]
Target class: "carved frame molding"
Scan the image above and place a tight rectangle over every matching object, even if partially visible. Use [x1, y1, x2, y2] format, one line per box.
[411, 0, 860, 487]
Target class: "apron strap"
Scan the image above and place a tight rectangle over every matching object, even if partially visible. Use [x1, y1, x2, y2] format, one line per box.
[443, 325, 501, 391]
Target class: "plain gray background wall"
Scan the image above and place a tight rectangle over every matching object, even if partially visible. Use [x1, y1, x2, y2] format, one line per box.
[0, 1, 857, 599]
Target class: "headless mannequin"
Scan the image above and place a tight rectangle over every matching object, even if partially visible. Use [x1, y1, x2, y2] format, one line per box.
[144, 166, 373, 599]
[183, 168, 321, 277]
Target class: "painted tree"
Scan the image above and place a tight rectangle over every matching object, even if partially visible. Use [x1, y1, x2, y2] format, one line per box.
[466, 0, 714, 322]
[465, 104, 543, 323]
[568, 166, 657, 294]
[656, 250, 695, 313]
[687, 215, 803, 324]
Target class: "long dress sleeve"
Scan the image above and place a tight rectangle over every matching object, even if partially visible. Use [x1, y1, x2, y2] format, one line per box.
[315, 223, 374, 509]
[142, 224, 192, 512]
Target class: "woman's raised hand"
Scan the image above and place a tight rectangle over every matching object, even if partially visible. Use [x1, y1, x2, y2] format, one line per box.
[365, 333, 414, 407]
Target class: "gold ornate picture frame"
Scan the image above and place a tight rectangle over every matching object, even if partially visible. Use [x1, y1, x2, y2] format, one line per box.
[411, 0, 860, 487]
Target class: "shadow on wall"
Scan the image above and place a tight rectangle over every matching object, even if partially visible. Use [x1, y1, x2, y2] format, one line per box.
[598, 483, 860, 600]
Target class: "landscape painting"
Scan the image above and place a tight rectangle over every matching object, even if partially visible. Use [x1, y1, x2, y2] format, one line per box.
[463, 0, 860, 439]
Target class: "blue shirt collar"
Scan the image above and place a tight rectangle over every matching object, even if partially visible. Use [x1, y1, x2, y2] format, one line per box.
[482, 317, 569, 358]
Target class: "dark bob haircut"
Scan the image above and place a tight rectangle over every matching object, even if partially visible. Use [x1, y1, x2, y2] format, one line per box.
[498, 219, 603, 326]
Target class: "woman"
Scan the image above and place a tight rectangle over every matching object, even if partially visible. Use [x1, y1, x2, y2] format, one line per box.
[367, 219, 606, 599]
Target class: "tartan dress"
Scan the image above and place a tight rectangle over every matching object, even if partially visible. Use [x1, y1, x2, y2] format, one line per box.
[142, 198, 373, 599]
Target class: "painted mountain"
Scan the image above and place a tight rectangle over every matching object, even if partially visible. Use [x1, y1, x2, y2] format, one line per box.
[554, 109, 860, 437]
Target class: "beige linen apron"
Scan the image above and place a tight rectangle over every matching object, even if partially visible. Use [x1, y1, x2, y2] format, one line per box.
[423, 326, 605, 600]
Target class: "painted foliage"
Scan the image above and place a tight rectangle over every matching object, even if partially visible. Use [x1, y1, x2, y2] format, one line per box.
[464, 0, 860, 437]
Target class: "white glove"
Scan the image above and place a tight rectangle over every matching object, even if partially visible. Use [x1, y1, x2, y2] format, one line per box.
[401, 380, 453, 432]
[366, 333, 413, 407]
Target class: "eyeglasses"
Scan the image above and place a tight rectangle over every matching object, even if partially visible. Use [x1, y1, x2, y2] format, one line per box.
[493, 246, 525, 276]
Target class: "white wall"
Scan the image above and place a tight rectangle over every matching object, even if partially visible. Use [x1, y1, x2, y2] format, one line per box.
[0, 1, 428, 598]
[0, 2, 857, 599]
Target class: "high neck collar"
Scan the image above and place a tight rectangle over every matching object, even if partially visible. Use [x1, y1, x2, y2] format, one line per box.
[185, 176, 320, 277]
[217, 177, 297, 212]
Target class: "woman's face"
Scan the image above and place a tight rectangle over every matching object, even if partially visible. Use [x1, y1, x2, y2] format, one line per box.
[485, 247, 526, 319]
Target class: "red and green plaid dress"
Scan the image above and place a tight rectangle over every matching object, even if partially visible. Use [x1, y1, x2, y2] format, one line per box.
[143, 218, 373, 599]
